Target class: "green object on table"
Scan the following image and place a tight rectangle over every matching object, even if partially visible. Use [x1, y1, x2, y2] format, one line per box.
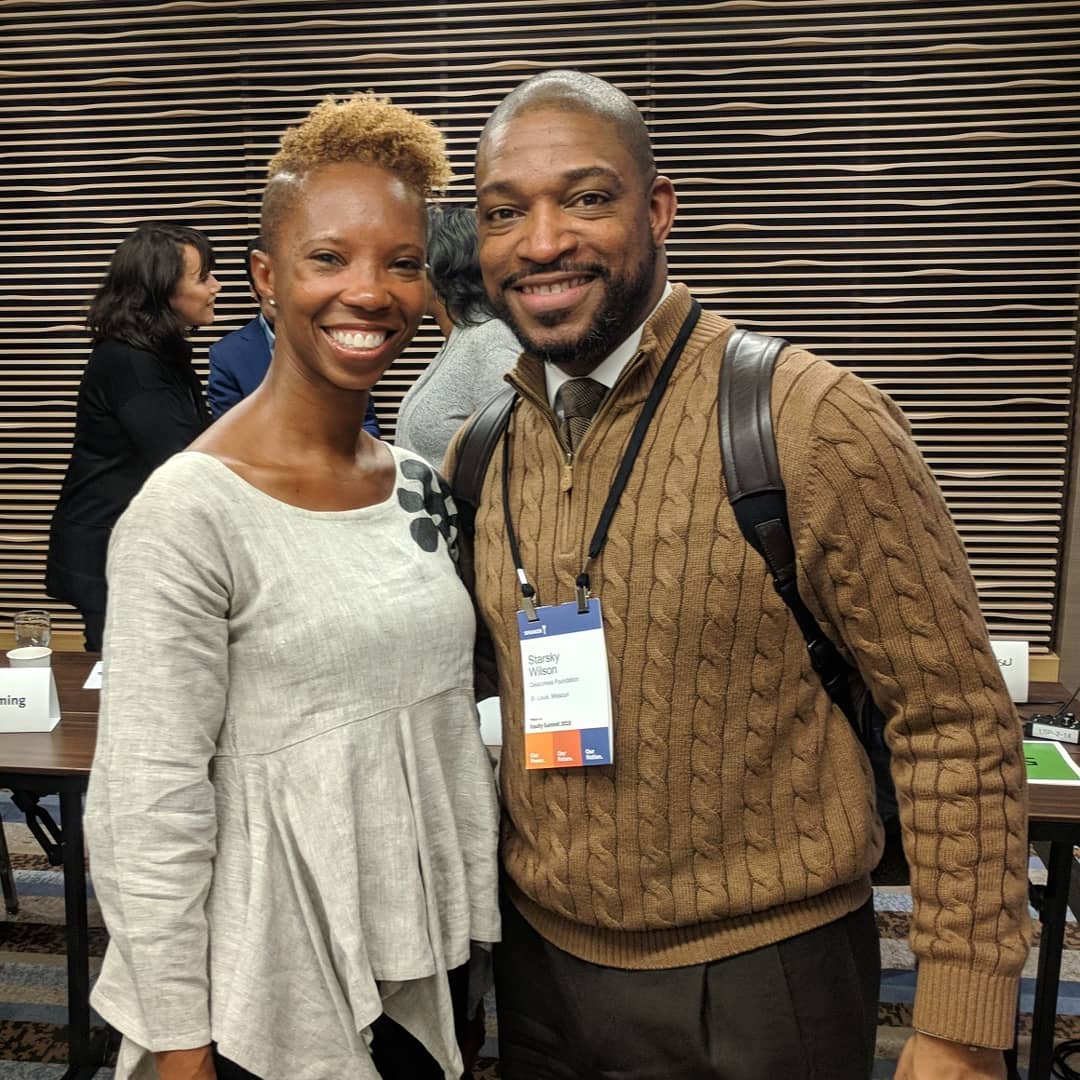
[1024, 739, 1080, 783]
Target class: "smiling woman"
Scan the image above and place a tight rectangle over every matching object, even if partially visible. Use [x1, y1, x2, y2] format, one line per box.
[251, 159, 429, 406]
[82, 95, 499, 1080]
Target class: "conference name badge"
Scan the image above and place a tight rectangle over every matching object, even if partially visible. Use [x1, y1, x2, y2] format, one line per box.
[517, 597, 613, 769]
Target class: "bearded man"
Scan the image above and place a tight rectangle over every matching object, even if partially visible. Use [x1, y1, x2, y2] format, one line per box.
[448, 69, 1029, 1080]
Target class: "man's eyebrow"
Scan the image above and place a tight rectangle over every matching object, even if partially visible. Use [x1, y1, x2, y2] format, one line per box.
[475, 178, 516, 201]
[476, 164, 623, 201]
[562, 165, 622, 186]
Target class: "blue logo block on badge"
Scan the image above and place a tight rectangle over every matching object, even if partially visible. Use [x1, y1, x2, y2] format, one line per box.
[580, 727, 611, 765]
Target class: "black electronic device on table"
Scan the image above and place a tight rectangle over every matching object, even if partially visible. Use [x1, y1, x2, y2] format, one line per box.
[1029, 682, 1080, 744]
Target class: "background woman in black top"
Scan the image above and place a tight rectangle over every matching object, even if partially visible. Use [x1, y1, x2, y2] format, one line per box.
[46, 221, 220, 650]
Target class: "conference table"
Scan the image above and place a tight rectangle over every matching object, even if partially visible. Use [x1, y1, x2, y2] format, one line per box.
[1, 653, 1079, 1078]
[1022, 691, 1080, 1080]
[0, 651, 103, 1078]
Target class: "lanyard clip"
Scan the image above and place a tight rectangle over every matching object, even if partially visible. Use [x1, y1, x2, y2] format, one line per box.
[522, 590, 539, 622]
[575, 572, 590, 614]
[518, 570, 539, 622]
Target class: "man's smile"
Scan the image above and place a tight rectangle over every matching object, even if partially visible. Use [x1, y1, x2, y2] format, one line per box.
[518, 275, 591, 296]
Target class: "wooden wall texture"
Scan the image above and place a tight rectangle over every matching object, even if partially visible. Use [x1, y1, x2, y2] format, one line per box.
[1, 0, 1078, 649]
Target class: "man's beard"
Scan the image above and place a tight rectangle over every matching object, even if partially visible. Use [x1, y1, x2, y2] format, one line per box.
[491, 247, 657, 370]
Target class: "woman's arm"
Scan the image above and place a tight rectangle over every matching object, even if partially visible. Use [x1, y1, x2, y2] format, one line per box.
[155, 1046, 217, 1080]
[84, 459, 230, 1055]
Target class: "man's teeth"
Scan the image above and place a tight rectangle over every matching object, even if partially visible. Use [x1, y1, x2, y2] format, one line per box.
[520, 277, 589, 296]
[327, 329, 388, 349]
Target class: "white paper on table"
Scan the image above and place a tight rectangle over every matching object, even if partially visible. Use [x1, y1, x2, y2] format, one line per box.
[989, 639, 1028, 702]
[477, 696, 502, 746]
[82, 660, 103, 690]
[0, 668, 60, 731]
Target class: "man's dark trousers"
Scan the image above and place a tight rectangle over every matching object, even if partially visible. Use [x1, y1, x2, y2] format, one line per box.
[495, 894, 880, 1080]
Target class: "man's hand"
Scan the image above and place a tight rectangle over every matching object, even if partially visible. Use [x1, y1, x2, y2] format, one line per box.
[154, 1045, 216, 1080]
[896, 1032, 1006, 1079]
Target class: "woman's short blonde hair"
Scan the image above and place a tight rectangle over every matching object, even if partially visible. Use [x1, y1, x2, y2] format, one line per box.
[262, 93, 452, 250]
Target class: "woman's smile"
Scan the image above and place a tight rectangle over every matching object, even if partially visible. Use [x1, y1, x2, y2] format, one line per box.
[323, 326, 389, 351]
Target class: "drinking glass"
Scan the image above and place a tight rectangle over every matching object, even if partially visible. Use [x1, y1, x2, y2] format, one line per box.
[13, 609, 51, 648]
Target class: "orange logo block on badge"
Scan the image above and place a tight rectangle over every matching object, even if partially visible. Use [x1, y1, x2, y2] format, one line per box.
[526, 732, 555, 769]
[551, 731, 582, 767]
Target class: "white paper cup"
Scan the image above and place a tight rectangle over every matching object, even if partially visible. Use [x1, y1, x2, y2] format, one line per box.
[7, 646, 52, 668]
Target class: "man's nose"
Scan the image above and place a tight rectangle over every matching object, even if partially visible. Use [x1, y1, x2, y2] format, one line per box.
[516, 204, 576, 266]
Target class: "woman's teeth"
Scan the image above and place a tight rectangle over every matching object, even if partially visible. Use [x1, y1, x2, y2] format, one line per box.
[327, 329, 387, 349]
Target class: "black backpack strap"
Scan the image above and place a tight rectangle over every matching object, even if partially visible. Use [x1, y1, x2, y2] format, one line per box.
[719, 329, 791, 576]
[449, 383, 517, 536]
[448, 383, 517, 700]
[719, 329, 861, 732]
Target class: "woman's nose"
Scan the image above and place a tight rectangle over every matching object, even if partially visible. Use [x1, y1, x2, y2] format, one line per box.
[341, 268, 392, 311]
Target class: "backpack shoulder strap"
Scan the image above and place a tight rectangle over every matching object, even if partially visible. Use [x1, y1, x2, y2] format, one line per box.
[719, 329, 860, 727]
[719, 329, 788, 506]
[719, 329, 790, 574]
[449, 382, 517, 535]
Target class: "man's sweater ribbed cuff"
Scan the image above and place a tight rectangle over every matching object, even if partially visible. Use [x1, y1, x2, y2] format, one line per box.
[912, 961, 1019, 1049]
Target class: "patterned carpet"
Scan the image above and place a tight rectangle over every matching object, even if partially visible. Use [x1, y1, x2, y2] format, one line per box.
[0, 798, 1069, 1078]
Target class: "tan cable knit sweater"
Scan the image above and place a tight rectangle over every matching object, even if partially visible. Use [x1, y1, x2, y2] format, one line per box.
[456, 284, 1030, 1049]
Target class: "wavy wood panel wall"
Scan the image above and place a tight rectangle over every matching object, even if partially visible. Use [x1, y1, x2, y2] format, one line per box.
[1, 0, 1078, 649]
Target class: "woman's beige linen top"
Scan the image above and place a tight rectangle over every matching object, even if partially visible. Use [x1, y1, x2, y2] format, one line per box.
[84, 449, 500, 1080]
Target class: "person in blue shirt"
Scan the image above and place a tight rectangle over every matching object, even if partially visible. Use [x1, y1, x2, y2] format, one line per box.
[208, 237, 381, 436]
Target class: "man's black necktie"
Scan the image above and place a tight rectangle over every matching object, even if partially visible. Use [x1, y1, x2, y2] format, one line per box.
[556, 377, 607, 453]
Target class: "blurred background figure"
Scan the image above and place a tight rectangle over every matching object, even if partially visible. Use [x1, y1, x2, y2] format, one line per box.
[45, 221, 218, 651]
[394, 205, 520, 468]
[209, 235, 381, 435]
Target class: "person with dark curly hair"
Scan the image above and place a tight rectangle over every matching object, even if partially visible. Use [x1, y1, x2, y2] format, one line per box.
[45, 221, 219, 650]
[395, 205, 520, 468]
[84, 94, 499, 1080]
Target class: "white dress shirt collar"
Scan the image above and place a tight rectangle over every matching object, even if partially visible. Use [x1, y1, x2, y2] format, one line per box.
[258, 312, 276, 351]
[545, 281, 673, 410]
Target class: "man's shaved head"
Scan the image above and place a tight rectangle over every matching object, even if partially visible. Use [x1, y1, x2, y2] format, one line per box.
[478, 69, 655, 180]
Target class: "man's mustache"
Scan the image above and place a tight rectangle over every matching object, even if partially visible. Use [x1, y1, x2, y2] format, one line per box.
[499, 262, 609, 291]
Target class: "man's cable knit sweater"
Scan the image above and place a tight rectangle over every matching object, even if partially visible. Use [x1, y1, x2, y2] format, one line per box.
[452, 283, 1030, 1049]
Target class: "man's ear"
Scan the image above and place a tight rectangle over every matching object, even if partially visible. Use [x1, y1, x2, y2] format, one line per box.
[648, 174, 677, 248]
[250, 249, 273, 303]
